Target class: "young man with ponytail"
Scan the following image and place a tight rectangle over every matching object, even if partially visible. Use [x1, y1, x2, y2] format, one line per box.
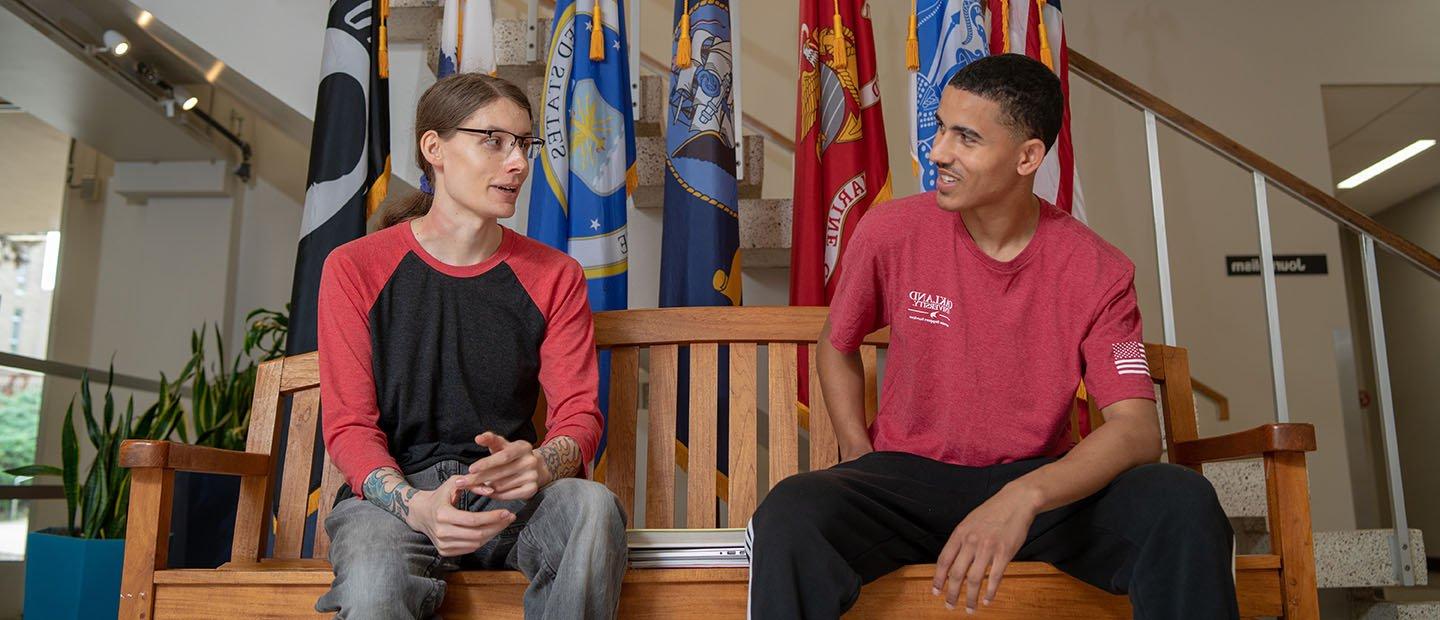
[314, 73, 626, 619]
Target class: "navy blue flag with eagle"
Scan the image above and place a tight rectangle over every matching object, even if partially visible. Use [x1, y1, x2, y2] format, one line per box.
[281, 0, 390, 557]
[659, 0, 740, 512]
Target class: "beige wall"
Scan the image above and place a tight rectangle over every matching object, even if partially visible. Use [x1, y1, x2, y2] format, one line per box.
[1064, 0, 1439, 533]
[1374, 186, 1440, 557]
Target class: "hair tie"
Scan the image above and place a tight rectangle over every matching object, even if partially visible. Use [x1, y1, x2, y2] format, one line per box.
[420, 174, 435, 195]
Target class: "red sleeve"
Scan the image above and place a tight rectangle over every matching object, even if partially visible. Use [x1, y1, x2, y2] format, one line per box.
[527, 259, 604, 478]
[827, 219, 890, 353]
[1080, 267, 1158, 410]
[317, 251, 398, 498]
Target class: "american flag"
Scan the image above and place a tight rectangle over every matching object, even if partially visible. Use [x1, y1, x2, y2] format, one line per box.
[988, 0, 1085, 222]
[1112, 342, 1150, 377]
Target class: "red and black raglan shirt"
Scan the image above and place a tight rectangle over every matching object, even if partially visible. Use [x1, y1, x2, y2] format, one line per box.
[317, 222, 602, 498]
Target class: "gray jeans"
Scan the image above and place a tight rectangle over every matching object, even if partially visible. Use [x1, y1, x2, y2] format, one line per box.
[315, 460, 628, 619]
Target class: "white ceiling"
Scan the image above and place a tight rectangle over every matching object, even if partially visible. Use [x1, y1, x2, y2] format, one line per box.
[0, 2, 216, 161]
[1323, 84, 1440, 215]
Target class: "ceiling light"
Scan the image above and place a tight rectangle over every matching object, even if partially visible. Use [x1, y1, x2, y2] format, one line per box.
[101, 29, 130, 56]
[173, 85, 198, 111]
[1337, 139, 1436, 190]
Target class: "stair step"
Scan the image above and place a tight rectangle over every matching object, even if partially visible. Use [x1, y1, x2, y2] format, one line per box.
[1204, 459, 1269, 519]
[516, 73, 666, 137]
[395, 15, 662, 128]
[632, 135, 766, 207]
[1317, 529, 1429, 589]
[1355, 600, 1440, 620]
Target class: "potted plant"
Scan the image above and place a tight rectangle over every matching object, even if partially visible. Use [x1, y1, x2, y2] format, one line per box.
[169, 307, 287, 568]
[6, 365, 187, 619]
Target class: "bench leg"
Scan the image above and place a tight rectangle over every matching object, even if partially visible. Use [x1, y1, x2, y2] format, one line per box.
[1265, 452, 1318, 619]
[120, 468, 173, 619]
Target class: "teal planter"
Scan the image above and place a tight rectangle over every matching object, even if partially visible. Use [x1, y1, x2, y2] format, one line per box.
[23, 529, 124, 620]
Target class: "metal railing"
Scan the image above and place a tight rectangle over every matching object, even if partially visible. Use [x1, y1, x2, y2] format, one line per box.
[0, 353, 171, 502]
[1069, 50, 1437, 586]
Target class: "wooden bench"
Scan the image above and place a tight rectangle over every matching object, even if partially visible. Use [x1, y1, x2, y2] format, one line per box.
[119, 306, 1319, 618]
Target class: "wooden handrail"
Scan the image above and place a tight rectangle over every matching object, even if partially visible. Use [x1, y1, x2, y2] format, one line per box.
[1068, 49, 1440, 281]
[1192, 378, 1230, 421]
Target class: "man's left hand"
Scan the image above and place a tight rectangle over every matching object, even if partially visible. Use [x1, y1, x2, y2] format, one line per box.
[466, 432, 552, 501]
[932, 483, 1040, 612]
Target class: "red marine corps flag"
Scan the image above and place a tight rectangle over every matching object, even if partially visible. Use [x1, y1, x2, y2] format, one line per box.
[789, 0, 892, 410]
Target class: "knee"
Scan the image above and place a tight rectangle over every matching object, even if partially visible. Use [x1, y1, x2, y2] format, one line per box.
[752, 471, 844, 539]
[1128, 463, 1230, 534]
[324, 546, 441, 616]
[546, 479, 626, 545]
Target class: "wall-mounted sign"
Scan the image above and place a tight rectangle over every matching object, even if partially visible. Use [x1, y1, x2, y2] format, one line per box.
[1225, 254, 1328, 276]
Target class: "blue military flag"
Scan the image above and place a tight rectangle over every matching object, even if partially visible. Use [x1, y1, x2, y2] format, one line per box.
[909, 0, 988, 190]
[660, 0, 740, 308]
[659, 0, 739, 515]
[527, 0, 636, 473]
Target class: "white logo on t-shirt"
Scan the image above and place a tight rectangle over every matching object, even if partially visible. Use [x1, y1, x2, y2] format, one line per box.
[906, 290, 953, 327]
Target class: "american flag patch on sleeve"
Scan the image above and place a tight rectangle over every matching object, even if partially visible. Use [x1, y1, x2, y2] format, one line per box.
[1112, 342, 1150, 377]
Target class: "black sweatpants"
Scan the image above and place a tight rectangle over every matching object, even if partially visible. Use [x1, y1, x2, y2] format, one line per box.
[747, 451, 1237, 619]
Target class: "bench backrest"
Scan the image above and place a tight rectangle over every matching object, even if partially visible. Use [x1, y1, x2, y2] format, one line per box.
[237, 306, 1196, 561]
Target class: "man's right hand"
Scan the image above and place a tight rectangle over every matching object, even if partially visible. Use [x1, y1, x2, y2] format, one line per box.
[404, 475, 516, 557]
[839, 445, 874, 463]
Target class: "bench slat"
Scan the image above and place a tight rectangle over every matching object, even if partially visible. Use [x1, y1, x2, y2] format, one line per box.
[311, 456, 343, 560]
[767, 343, 799, 490]
[606, 347, 640, 523]
[686, 343, 719, 528]
[232, 358, 285, 563]
[646, 345, 678, 528]
[807, 344, 839, 470]
[274, 387, 320, 560]
[727, 344, 758, 527]
[861, 345, 878, 427]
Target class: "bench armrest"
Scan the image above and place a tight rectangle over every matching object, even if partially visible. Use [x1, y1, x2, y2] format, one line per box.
[1171, 423, 1316, 465]
[119, 439, 270, 476]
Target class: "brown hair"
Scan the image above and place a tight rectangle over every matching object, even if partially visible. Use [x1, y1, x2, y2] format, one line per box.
[381, 72, 534, 228]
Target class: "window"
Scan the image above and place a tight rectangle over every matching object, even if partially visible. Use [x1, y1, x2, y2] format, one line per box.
[8, 310, 19, 353]
[12, 246, 26, 295]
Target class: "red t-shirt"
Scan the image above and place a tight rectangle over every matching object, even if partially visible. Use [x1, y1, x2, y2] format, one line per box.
[828, 192, 1156, 467]
[318, 223, 603, 497]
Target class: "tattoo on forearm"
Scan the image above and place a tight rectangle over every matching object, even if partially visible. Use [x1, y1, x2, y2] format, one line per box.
[362, 467, 419, 522]
[536, 437, 582, 482]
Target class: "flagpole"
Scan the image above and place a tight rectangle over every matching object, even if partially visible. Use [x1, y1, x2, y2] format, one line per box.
[732, 0, 744, 181]
[631, 0, 640, 116]
[526, 0, 539, 62]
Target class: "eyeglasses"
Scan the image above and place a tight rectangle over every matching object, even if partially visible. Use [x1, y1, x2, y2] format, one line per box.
[453, 127, 544, 159]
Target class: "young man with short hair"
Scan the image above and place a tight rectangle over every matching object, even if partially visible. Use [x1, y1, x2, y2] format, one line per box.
[747, 54, 1237, 619]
